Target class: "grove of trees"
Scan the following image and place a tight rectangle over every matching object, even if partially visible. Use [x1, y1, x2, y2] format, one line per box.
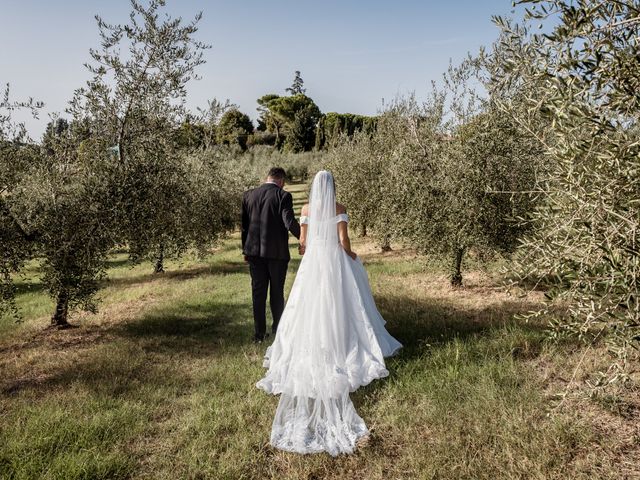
[327, 69, 546, 286]
[0, 0, 247, 326]
[315, 112, 378, 150]
[1, 0, 637, 385]
[328, 0, 639, 382]
[170, 70, 379, 155]
[256, 91, 322, 152]
[255, 71, 378, 153]
[492, 0, 640, 384]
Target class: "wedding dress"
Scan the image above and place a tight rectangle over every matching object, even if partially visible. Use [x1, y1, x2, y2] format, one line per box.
[256, 170, 402, 456]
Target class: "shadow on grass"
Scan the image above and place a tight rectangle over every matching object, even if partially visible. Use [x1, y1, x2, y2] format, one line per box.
[2, 298, 255, 397]
[10, 249, 249, 298]
[104, 254, 302, 290]
[113, 300, 253, 354]
[111, 258, 302, 354]
[104, 256, 132, 270]
[350, 291, 550, 412]
[97, 250, 298, 342]
[13, 278, 47, 296]
[213, 240, 243, 252]
[102, 261, 250, 289]
[25, 284, 543, 360]
[4, 256, 544, 408]
[376, 292, 547, 360]
[100, 286, 543, 399]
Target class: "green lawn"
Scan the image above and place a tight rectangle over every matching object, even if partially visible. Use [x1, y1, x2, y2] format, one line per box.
[1, 183, 637, 479]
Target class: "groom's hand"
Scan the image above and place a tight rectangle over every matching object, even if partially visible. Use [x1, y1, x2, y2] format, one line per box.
[298, 244, 306, 255]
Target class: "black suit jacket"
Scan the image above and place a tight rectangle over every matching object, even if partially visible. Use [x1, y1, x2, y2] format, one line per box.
[242, 183, 301, 261]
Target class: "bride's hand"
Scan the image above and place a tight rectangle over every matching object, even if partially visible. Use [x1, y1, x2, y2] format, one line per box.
[347, 251, 357, 260]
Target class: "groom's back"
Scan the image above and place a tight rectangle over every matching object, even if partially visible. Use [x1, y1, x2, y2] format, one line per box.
[242, 183, 299, 261]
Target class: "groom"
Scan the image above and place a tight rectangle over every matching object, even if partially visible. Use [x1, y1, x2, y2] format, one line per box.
[242, 167, 301, 343]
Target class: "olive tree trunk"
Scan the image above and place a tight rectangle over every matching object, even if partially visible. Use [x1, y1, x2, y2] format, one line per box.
[51, 289, 69, 326]
[154, 243, 165, 274]
[380, 235, 392, 252]
[451, 247, 465, 287]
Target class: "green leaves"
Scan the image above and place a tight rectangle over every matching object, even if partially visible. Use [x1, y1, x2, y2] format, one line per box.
[0, 86, 45, 320]
[315, 112, 377, 150]
[215, 108, 254, 150]
[494, 0, 640, 385]
[327, 80, 544, 286]
[1, 1, 241, 325]
[256, 90, 322, 152]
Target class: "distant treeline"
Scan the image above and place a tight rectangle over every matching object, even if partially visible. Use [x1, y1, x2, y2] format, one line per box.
[315, 113, 377, 150]
[171, 72, 378, 153]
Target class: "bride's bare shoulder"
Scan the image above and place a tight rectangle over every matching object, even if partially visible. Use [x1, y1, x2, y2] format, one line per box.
[336, 203, 347, 214]
[301, 203, 309, 216]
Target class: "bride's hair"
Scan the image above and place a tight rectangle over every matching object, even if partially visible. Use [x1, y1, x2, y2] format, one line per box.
[306, 170, 338, 249]
[308, 170, 336, 203]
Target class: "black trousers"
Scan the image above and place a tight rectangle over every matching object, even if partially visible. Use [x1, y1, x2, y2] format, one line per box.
[247, 257, 288, 340]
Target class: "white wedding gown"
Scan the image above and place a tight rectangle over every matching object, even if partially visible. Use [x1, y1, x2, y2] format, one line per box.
[256, 170, 402, 456]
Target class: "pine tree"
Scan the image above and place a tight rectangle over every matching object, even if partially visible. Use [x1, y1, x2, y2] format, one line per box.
[286, 70, 306, 95]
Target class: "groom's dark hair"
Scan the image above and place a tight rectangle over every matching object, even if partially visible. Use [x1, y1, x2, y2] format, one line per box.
[267, 167, 287, 181]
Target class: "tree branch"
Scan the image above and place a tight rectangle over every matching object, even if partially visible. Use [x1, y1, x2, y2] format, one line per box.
[0, 198, 38, 242]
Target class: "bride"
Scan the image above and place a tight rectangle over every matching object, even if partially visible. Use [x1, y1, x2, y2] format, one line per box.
[256, 170, 402, 456]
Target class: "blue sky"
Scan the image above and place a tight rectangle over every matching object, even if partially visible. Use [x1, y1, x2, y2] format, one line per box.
[0, 0, 517, 138]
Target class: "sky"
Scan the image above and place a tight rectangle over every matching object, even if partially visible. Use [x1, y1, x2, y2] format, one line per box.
[0, 0, 518, 138]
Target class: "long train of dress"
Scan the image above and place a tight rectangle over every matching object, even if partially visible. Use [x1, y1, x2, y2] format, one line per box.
[256, 218, 402, 456]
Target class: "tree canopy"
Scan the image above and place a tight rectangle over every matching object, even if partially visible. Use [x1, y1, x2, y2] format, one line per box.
[489, 0, 640, 383]
[256, 93, 321, 152]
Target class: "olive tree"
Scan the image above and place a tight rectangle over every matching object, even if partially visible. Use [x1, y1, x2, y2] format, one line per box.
[0, 84, 42, 319]
[328, 70, 544, 286]
[442, 103, 544, 284]
[325, 94, 423, 245]
[490, 0, 640, 383]
[15, 126, 117, 325]
[1, 90, 118, 327]
[326, 129, 385, 239]
[1, 1, 244, 327]
[69, 0, 215, 274]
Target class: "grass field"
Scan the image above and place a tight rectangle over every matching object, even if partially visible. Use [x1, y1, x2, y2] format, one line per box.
[1, 183, 638, 479]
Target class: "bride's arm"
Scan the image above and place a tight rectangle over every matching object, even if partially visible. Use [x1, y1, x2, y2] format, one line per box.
[299, 204, 308, 255]
[338, 221, 357, 260]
